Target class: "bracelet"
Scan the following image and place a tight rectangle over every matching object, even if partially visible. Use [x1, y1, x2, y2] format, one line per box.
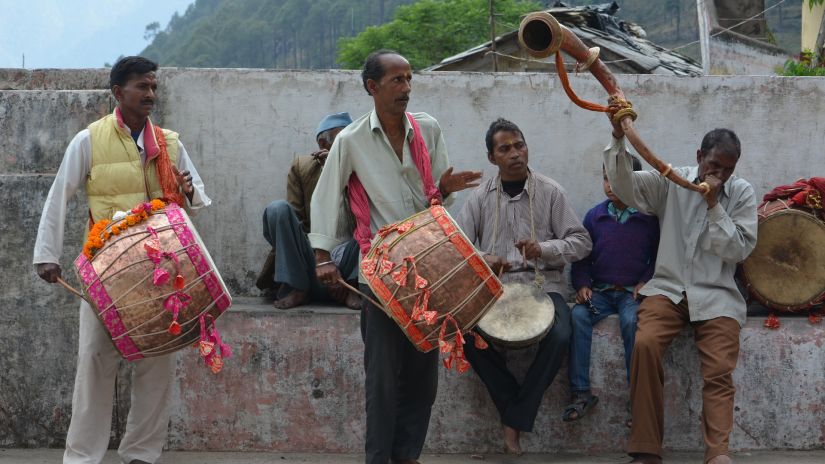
[316, 260, 334, 267]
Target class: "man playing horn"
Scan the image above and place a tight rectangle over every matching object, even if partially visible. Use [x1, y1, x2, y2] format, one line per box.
[310, 49, 481, 464]
[604, 117, 757, 464]
[33, 56, 210, 464]
[457, 117, 592, 455]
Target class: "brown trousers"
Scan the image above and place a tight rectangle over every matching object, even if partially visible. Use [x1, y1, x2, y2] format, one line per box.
[628, 295, 740, 463]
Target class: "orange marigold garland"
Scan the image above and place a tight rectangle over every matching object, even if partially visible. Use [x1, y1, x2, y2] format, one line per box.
[82, 199, 167, 258]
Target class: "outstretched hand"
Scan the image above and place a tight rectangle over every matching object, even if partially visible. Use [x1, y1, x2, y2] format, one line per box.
[439, 167, 482, 196]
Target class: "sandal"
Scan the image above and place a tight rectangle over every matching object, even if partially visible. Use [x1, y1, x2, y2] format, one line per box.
[563, 391, 599, 422]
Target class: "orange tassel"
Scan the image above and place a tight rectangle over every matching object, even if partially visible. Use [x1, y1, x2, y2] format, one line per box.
[764, 312, 780, 329]
[168, 321, 182, 336]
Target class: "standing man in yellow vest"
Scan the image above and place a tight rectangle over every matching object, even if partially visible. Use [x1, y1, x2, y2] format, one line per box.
[32, 56, 210, 464]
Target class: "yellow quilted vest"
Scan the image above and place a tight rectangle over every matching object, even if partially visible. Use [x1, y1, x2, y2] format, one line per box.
[86, 112, 179, 222]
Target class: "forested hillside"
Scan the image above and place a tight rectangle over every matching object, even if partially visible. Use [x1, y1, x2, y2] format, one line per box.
[141, 0, 416, 68]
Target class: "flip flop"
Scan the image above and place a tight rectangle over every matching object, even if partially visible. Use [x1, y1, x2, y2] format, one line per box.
[563, 392, 599, 422]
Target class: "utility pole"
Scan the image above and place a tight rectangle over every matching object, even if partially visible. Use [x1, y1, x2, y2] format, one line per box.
[489, 0, 498, 71]
[22, 53, 25, 69]
[696, 0, 711, 75]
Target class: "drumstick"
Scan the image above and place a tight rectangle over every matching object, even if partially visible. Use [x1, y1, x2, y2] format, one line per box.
[336, 278, 384, 309]
[56, 276, 90, 303]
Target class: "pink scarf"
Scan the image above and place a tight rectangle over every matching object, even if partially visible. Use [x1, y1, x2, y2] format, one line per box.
[348, 113, 442, 254]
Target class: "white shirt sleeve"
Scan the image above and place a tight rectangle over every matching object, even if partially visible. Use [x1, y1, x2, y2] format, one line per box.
[176, 139, 211, 214]
[32, 130, 92, 265]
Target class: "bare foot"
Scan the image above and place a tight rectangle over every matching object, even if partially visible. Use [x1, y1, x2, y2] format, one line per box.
[707, 455, 732, 464]
[629, 453, 662, 464]
[344, 291, 361, 310]
[503, 425, 522, 456]
[273, 289, 309, 309]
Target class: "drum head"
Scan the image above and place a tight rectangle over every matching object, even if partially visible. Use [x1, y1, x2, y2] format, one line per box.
[476, 282, 555, 349]
[742, 210, 825, 309]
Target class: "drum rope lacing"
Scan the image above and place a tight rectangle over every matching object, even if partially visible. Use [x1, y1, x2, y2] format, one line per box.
[491, 173, 544, 288]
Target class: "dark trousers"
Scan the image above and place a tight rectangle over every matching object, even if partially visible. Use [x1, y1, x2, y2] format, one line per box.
[262, 200, 358, 298]
[360, 285, 438, 464]
[464, 292, 571, 432]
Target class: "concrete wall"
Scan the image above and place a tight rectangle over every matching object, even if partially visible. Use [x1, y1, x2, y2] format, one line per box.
[160, 303, 825, 454]
[2, 68, 825, 452]
[708, 34, 789, 75]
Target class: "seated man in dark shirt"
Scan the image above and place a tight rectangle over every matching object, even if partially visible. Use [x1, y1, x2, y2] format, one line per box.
[257, 112, 360, 309]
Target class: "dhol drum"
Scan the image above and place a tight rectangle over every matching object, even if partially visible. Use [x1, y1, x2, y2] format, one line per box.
[476, 282, 555, 349]
[74, 200, 232, 372]
[741, 200, 825, 312]
[361, 204, 503, 371]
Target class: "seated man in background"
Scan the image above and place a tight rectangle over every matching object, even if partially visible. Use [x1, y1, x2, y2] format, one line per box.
[565, 156, 659, 424]
[257, 112, 360, 309]
[457, 117, 591, 455]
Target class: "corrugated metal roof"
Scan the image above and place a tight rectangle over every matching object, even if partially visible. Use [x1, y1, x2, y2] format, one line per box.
[425, 2, 702, 76]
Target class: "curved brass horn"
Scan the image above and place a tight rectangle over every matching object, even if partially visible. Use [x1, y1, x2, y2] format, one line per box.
[518, 12, 564, 58]
[517, 12, 708, 194]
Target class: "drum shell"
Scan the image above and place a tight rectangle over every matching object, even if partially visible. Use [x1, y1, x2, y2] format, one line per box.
[363, 205, 503, 352]
[741, 200, 825, 312]
[74, 204, 232, 360]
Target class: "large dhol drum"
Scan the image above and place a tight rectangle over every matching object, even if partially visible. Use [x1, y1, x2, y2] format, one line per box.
[361, 204, 503, 362]
[74, 201, 232, 369]
[476, 282, 555, 349]
[741, 200, 825, 312]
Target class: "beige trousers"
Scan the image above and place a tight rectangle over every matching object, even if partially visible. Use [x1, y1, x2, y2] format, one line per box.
[64, 301, 175, 464]
[628, 295, 740, 464]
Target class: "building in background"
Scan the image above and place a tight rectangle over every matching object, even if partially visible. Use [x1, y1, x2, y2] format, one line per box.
[697, 0, 791, 75]
[425, 3, 702, 76]
[801, 0, 825, 57]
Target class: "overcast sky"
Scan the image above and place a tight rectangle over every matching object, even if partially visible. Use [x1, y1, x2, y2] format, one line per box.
[0, 0, 193, 69]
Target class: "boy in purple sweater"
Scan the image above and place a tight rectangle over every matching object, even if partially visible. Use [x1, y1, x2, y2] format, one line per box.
[563, 157, 659, 422]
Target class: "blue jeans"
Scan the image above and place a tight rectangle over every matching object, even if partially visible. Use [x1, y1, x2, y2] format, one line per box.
[568, 289, 638, 393]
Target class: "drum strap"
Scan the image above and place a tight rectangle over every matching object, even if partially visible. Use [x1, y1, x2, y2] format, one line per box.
[491, 173, 544, 287]
[348, 113, 442, 254]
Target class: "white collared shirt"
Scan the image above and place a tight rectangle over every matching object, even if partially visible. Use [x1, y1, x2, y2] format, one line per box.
[309, 110, 452, 254]
[32, 125, 211, 265]
[604, 137, 758, 325]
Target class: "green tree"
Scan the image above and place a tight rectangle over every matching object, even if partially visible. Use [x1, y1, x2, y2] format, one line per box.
[144, 21, 161, 41]
[337, 0, 541, 69]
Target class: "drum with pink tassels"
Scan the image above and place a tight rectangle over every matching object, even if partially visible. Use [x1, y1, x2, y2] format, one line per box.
[72, 199, 232, 373]
[360, 203, 503, 372]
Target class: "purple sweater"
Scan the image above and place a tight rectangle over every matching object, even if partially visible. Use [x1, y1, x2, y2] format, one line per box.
[571, 200, 660, 290]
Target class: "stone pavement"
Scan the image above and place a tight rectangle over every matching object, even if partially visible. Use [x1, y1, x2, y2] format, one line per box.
[2, 450, 824, 463]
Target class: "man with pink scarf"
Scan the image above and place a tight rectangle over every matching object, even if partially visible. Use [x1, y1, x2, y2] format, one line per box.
[309, 50, 481, 464]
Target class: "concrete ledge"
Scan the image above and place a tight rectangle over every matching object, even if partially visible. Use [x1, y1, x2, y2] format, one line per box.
[0, 69, 109, 90]
[4, 449, 825, 464]
[161, 300, 825, 453]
